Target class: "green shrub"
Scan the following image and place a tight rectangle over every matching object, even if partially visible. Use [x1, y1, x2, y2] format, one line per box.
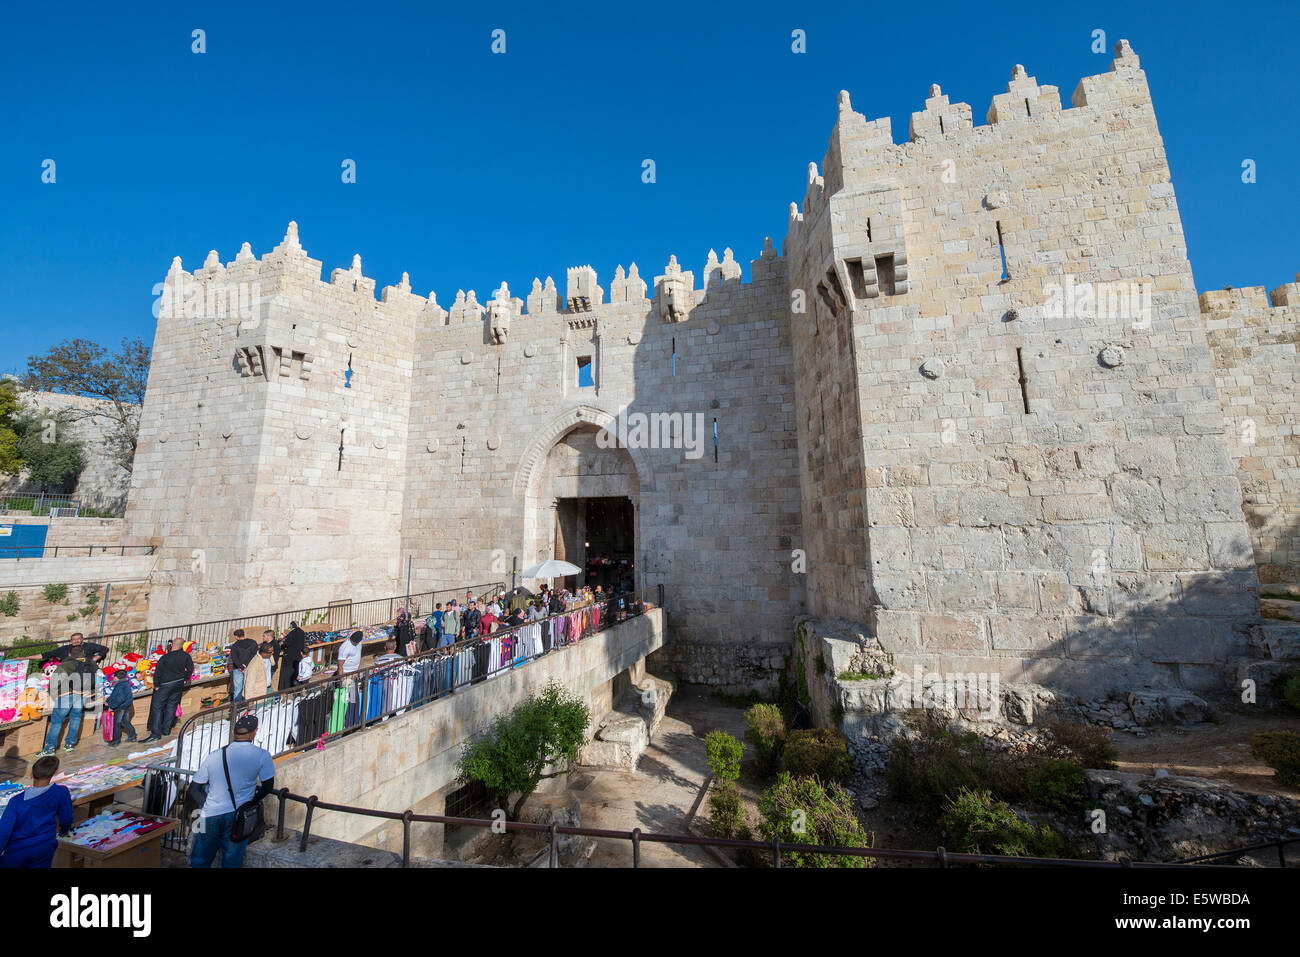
[704, 730, 744, 785]
[1037, 718, 1118, 769]
[942, 788, 1063, 858]
[757, 772, 872, 867]
[1280, 673, 1300, 714]
[1251, 731, 1300, 787]
[744, 703, 786, 776]
[0, 592, 18, 617]
[780, 728, 851, 783]
[886, 717, 995, 817]
[707, 784, 745, 838]
[839, 670, 884, 681]
[1025, 759, 1088, 812]
[42, 583, 68, 604]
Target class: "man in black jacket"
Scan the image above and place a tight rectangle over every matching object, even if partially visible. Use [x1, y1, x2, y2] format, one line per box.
[40, 632, 109, 678]
[140, 639, 193, 743]
[228, 629, 260, 702]
[461, 600, 482, 640]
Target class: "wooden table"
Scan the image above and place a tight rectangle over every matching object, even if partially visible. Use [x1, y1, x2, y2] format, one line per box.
[69, 776, 147, 822]
[54, 804, 181, 869]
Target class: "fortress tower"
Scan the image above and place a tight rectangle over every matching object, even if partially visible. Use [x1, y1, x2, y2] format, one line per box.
[126, 41, 1296, 696]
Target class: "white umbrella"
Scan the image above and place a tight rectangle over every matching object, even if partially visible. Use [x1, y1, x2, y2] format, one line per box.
[520, 559, 582, 579]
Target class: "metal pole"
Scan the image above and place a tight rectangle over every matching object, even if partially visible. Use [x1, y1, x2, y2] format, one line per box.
[402, 810, 413, 868]
[98, 582, 111, 638]
[406, 556, 412, 612]
[936, 845, 948, 869]
[549, 823, 559, 868]
[1277, 839, 1287, 869]
[773, 837, 781, 868]
[275, 788, 289, 841]
[511, 556, 517, 592]
[632, 827, 640, 868]
[300, 796, 318, 852]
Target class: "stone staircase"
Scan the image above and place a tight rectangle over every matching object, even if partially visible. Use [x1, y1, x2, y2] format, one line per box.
[578, 671, 674, 771]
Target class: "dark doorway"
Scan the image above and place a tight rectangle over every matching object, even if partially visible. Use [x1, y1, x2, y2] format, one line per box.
[554, 495, 634, 593]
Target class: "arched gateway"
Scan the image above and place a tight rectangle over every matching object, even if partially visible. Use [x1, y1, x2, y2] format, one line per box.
[514, 406, 653, 594]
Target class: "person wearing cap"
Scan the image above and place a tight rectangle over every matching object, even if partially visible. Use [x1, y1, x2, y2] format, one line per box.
[187, 714, 276, 868]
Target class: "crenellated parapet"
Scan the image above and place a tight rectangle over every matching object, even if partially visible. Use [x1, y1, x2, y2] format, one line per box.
[784, 40, 1156, 256]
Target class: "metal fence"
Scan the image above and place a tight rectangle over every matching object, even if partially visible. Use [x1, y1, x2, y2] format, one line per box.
[142, 773, 1300, 867]
[0, 544, 157, 560]
[0, 492, 84, 516]
[0, 581, 507, 661]
[145, 590, 651, 852]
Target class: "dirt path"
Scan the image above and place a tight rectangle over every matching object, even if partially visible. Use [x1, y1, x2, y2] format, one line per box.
[1108, 708, 1300, 798]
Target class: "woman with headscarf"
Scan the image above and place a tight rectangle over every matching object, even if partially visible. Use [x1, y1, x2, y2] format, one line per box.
[278, 622, 308, 691]
[393, 607, 415, 658]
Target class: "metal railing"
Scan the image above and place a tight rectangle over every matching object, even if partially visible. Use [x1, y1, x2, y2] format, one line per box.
[172, 590, 649, 766]
[1, 492, 82, 516]
[138, 769, 1299, 867]
[0, 544, 157, 560]
[0, 581, 507, 662]
[145, 590, 651, 852]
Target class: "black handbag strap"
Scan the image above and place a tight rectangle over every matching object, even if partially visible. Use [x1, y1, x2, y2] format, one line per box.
[220, 745, 238, 807]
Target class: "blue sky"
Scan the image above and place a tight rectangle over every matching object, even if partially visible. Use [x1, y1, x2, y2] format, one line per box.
[2, 0, 1296, 372]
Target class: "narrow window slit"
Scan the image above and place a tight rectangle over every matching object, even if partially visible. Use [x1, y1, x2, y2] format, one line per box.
[996, 222, 1009, 281]
[1016, 347, 1030, 414]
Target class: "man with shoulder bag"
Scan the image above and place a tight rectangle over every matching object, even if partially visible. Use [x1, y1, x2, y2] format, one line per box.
[186, 714, 276, 868]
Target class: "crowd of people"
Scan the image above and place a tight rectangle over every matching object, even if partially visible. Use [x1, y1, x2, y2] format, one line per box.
[4, 580, 638, 868]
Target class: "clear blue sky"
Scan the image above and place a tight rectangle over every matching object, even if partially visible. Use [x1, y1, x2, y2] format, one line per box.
[2, 0, 1296, 372]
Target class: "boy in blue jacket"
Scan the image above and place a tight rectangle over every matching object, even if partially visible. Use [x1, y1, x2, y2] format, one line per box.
[104, 670, 138, 747]
[0, 755, 73, 868]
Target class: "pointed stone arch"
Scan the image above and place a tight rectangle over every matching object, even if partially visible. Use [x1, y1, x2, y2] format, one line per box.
[515, 405, 653, 590]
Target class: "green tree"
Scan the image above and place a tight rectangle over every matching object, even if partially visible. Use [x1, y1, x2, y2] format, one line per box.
[0, 381, 21, 474]
[11, 407, 82, 492]
[22, 337, 148, 475]
[457, 680, 590, 821]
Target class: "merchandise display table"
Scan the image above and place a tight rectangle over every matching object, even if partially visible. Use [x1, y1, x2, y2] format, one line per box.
[54, 804, 180, 868]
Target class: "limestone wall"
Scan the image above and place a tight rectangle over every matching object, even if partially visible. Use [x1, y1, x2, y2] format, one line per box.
[783, 42, 1259, 694]
[124, 229, 418, 627]
[400, 247, 803, 683]
[1201, 281, 1300, 589]
[0, 580, 150, 645]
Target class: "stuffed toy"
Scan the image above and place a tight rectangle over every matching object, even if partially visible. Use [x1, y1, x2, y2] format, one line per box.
[17, 683, 45, 721]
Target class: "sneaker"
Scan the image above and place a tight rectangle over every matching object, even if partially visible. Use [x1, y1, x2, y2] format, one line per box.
[105, 741, 118, 748]
[62, 745, 76, 753]
[139, 734, 161, 744]
[34, 748, 55, 758]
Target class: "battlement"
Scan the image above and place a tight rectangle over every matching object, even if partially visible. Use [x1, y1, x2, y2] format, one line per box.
[159, 220, 786, 344]
[1199, 274, 1300, 318]
[786, 40, 1152, 242]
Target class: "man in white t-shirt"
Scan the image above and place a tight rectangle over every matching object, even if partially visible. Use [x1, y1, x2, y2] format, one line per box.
[337, 631, 365, 728]
[188, 714, 276, 868]
[337, 631, 364, 676]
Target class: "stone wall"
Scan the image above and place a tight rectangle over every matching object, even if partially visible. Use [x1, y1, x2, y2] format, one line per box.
[124, 230, 417, 626]
[782, 42, 1260, 696]
[122, 39, 1295, 701]
[0, 580, 150, 645]
[1201, 281, 1300, 589]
